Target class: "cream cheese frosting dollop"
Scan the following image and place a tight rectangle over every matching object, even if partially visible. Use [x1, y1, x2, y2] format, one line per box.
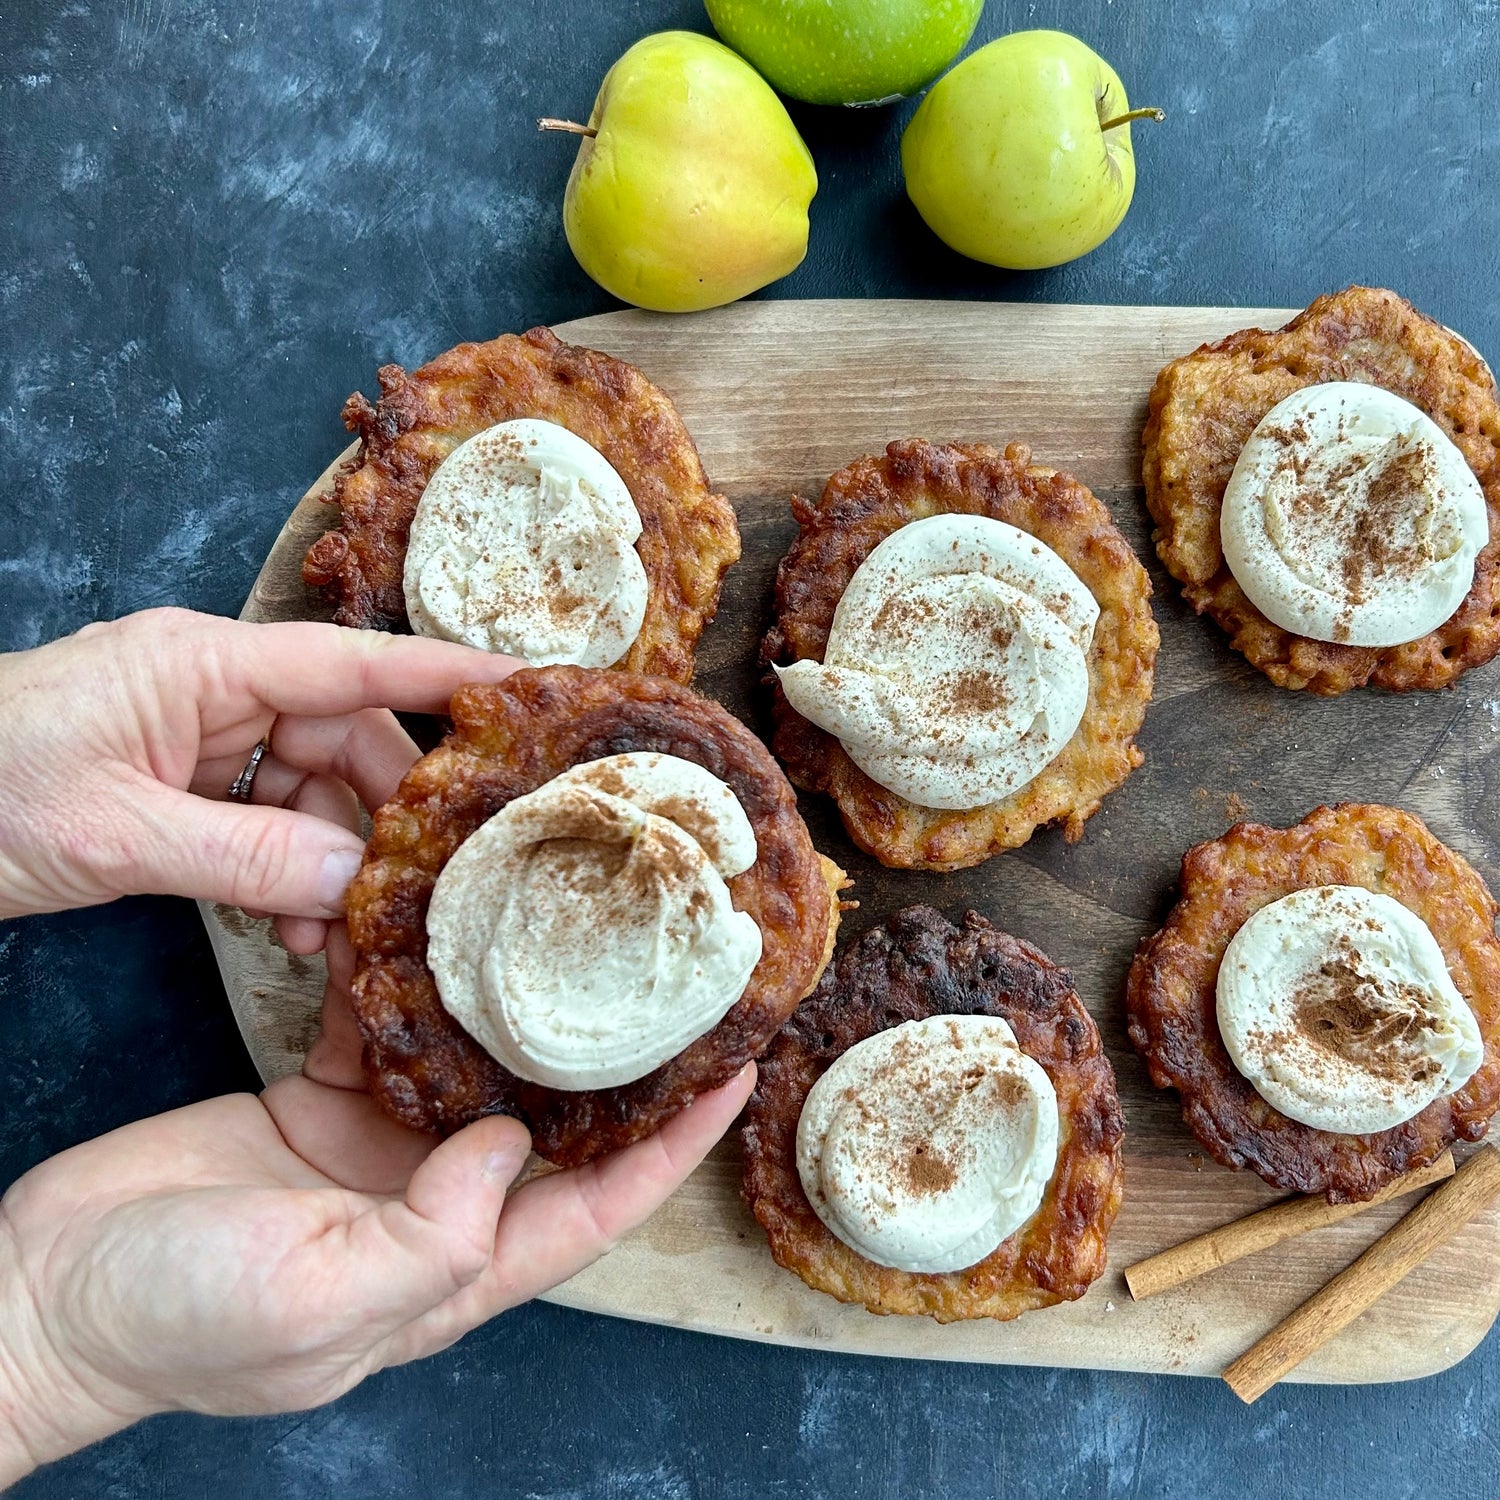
[774, 514, 1098, 810]
[1220, 383, 1489, 647]
[1217, 885, 1483, 1134]
[425, 752, 762, 1091]
[403, 417, 649, 665]
[795, 1015, 1060, 1273]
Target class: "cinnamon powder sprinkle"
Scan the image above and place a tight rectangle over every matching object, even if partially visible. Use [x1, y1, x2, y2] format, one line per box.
[944, 669, 1011, 716]
[572, 763, 727, 869]
[900, 1141, 958, 1197]
[1334, 444, 1441, 608]
[992, 1073, 1028, 1108]
[873, 592, 938, 636]
[1258, 422, 1444, 642]
[1287, 946, 1443, 1085]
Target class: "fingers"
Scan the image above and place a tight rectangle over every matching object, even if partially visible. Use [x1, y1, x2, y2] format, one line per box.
[262, 1074, 438, 1194]
[191, 742, 365, 949]
[268, 710, 423, 812]
[276, 915, 332, 955]
[324, 918, 358, 992]
[267, 772, 361, 952]
[491, 1065, 755, 1299]
[177, 621, 512, 927]
[301, 926, 369, 1092]
[382, 1066, 753, 1365]
[218, 621, 524, 720]
[192, 710, 418, 814]
[190, 703, 432, 953]
[129, 785, 366, 916]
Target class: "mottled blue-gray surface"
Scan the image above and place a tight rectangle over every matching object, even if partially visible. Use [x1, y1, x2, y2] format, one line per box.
[3, 1, 1499, 1496]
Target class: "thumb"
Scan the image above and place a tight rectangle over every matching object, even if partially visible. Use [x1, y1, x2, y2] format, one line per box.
[128, 786, 369, 916]
[377, 1071, 754, 1369]
[405, 1114, 532, 1252]
[346, 1115, 533, 1333]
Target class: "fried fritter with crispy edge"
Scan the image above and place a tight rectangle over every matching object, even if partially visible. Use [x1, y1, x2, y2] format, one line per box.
[347, 665, 845, 1168]
[303, 326, 741, 684]
[760, 439, 1159, 872]
[1143, 285, 1500, 695]
[742, 906, 1125, 1322]
[1126, 803, 1500, 1203]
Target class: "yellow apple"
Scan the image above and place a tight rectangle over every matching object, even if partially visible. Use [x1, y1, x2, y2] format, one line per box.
[549, 31, 818, 313]
[901, 29, 1161, 270]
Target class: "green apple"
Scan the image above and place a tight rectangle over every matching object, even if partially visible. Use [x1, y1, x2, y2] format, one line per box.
[545, 31, 817, 313]
[901, 29, 1161, 270]
[705, 0, 985, 106]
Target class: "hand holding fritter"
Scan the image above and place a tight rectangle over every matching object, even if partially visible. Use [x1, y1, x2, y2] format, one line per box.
[0, 608, 520, 951]
[0, 925, 753, 1485]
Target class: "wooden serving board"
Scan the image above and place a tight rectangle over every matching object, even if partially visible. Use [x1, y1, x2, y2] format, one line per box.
[202, 299, 1500, 1382]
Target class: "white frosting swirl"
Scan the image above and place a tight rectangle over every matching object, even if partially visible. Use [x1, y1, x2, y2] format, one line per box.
[1220, 383, 1488, 647]
[403, 417, 649, 665]
[774, 514, 1098, 810]
[795, 1015, 1059, 1273]
[1217, 885, 1483, 1134]
[425, 752, 762, 1091]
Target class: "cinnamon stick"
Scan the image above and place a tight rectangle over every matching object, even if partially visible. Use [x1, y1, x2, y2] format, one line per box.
[1124, 1151, 1456, 1301]
[1223, 1145, 1500, 1403]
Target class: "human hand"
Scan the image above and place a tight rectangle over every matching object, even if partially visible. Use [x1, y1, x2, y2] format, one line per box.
[0, 925, 755, 1484]
[0, 607, 520, 951]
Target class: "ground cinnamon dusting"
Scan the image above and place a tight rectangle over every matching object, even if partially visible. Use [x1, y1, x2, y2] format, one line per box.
[1335, 444, 1438, 607]
[873, 593, 938, 636]
[463, 432, 596, 628]
[992, 1073, 1028, 1108]
[900, 1140, 958, 1197]
[625, 826, 700, 895]
[542, 557, 587, 617]
[944, 669, 1011, 715]
[1289, 948, 1443, 1083]
[580, 762, 628, 797]
[653, 794, 725, 867]
[571, 763, 728, 868]
[1256, 420, 1442, 640]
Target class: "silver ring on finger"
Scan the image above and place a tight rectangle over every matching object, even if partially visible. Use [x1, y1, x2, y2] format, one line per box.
[228, 739, 270, 802]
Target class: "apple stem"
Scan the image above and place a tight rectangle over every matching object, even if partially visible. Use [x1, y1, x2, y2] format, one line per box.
[537, 117, 597, 138]
[1099, 106, 1166, 133]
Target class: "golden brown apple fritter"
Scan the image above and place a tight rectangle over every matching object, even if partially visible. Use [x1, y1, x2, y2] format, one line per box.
[761, 439, 1159, 871]
[743, 907, 1124, 1321]
[302, 327, 740, 684]
[1143, 286, 1500, 694]
[347, 666, 844, 1167]
[1126, 804, 1500, 1202]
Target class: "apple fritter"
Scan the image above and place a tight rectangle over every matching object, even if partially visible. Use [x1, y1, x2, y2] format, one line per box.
[1143, 286, 1500, 694]
[760, 439, 1159, 871]
[302, 327, 740, 684]
[1126, 804, 1500, 1202]
[742, 906, 1124, 1321]
[347, 666, 843, 1168]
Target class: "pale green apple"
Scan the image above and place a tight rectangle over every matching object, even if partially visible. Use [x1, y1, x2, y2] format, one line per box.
[705, 0, 984, 106]
[555, 31, 817, 313]
[901, 29, 1160, 270]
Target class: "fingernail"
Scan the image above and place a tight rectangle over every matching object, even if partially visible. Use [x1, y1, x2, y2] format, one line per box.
[317, 847, 364, 912]
[481, 1144, 526, 1185]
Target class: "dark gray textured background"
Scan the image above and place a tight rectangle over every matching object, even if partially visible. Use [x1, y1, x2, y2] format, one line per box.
[3, 1, 1499, 1495]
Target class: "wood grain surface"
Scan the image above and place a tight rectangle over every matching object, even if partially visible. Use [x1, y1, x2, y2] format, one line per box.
[201, 298, 1500, 1382]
